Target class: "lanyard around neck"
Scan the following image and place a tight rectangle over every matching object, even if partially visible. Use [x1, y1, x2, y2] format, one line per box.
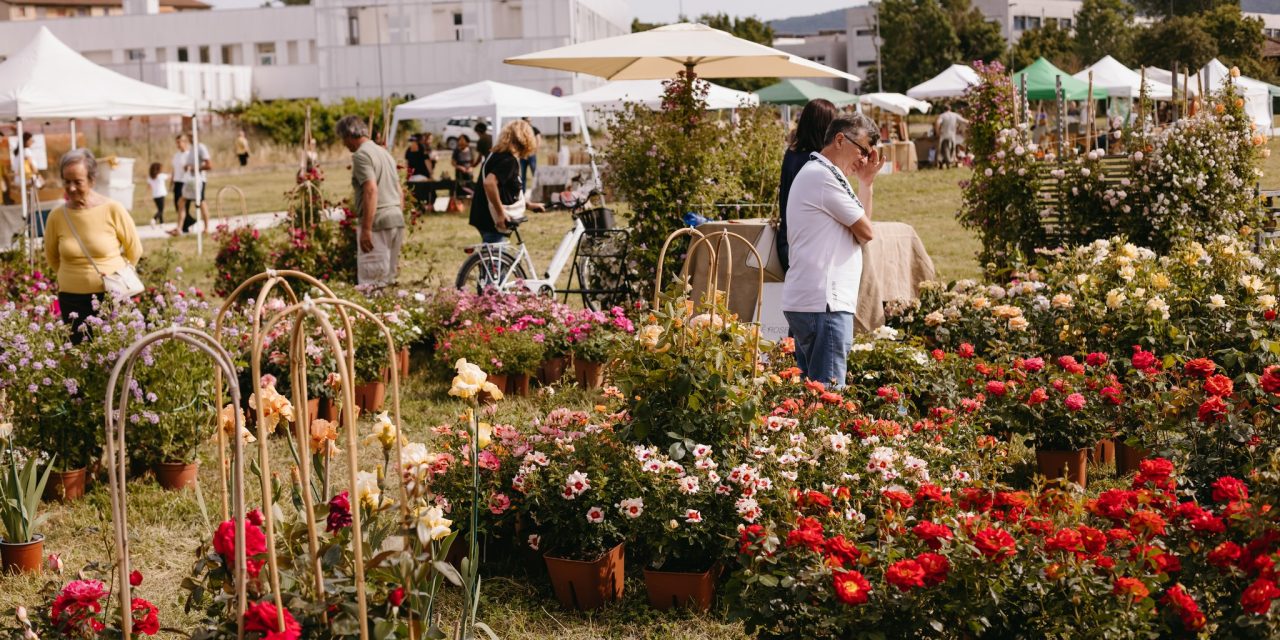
[809, 152, 861, 207]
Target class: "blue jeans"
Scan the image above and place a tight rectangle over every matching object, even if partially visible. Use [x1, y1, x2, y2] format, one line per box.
[479, 230, 508, 244]
[784, 310, 854, 389]
[520, 155, 537, 189]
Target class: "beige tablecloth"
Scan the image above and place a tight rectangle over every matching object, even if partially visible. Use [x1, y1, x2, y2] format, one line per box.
[687, 219, 935, 333]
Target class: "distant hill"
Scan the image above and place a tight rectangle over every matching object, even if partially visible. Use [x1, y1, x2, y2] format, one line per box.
[769, 7, 851, 36]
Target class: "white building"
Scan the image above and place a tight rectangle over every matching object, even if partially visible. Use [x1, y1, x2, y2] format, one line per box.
[772, 30, 852, 92]
[0, 0, 628, 108]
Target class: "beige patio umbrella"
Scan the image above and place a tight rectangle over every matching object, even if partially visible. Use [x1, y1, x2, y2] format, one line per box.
[505, 22, 860, 82]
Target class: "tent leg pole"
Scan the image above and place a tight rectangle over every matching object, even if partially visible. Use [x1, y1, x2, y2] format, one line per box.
[70, 119, 76, 151]
[17, 118, 30, 265]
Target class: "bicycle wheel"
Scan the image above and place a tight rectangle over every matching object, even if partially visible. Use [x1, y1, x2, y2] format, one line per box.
[577, 256, 631, 311]
[455, 248, 528, 293]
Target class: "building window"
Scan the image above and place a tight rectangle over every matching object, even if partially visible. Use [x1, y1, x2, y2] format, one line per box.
[126, 48, 146, 61]
[809, 55, 826, 63]
[287, 40, 298, 65]
[454, 12, 464, 41]
[1014, 15, 1041, 31]
[857, 59, 876, 67]
[348, 9, 360, 45]
[256, 42, 276, 66]
[855, 28, 874, 37]
[199, 46, 210, 63]
[220, 44, 235, 65]
[1059, 18, 1073, 29]
[177, 47, 189, 62]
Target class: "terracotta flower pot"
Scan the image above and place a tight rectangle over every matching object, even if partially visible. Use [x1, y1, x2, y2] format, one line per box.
[307, 398, 320, 425]
[398, 347, 411, 378]
[507, 373, 531, 397]
[643, 565, 717, 611]
[539, 357, 568, 386]
[1092, 439, 1115, 469]
[320, 397, 337, 422]
[1115, 441, 1151, 475]
[1, 534, 44, 574]
[573, 357, 605, 389]
[486, 374, 509, 401]
[355, 381, 386, 413]
[543, 542, 625, 611]
[1035, 449, 1089, 487]
[44, 468, 86, 502]
[154, 461, 199, 491]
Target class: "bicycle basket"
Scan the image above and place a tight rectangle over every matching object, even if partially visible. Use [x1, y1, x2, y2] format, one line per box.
[579, 207, 616, 231]
[576, 228, 628, 259]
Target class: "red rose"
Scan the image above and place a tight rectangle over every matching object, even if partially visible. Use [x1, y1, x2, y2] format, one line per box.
[785, 517, 825, 552]
[1208, 541, 1243, 569]
[50, 580, 108, 635]
[1197, 396, 1228, 423]
[243, 601, 302, 640]
[915, 552, 950, 586]
[957, 343, 975, 358]
[1184, 358, 1216, 378]
[1132, 458, 1175, 489]
[129, 570, 144, 587]
[1131, 346, 1158, 371]
[881, 489, 915, 510]
[914, 484, 952, 506]
[985, 380, 1007, 396]
[823, 535, 862, 568]
[1189, 513, 1226, 534]
[1113, 576, 1149, 601]
[885, 559, 927, 591]
[1267, 309, 1277, 321]
[959, 488, 994, 512]
[247, 509, 265, 527]
[1078, 526, 1107, 556]
[1064, 393, 1086, 411]
[973, 527, 1017, 562]
[213, 518, 269, 577]
[1163, 585, 1206, 630]
[1241, 578, 1280, 615]
[931, 349, 946, 361]
[832, 569, 872, 605]
[876, 386, 901, 403]
[1261, 366, 1280, 394]
[1026, 387, 1049, 406]
[797, 490, 832, 512]
[388, 586, 406, 607]
[912, 521, 955, 550]
[130, 598, 160, 636]
[1085, 352, 1109, 367]
[1044, 528, 1083, 554]
[1154, 552, 1182, 574]
[326, 491, 353, 533]
[1019, 357, 1046, 372]
[1100, 386, 1123, 405]
[1204, 374, 1234, 398]
[1212, 476, 1249, 503]
[1128, 510, 1167, 537]
[738, 524, 768, 555]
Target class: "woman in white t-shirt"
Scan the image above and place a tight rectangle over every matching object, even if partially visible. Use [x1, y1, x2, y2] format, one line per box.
[147, 162, 169, 225]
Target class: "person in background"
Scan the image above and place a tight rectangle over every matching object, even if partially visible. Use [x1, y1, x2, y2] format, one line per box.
[519, 117, 541, 191]
[235, 129, 251, 167]
[337, 115, 405, 286]
[782, 113, 883, 388]
[44, 149, 142, 342]
[170, 133, 212, 236]
[473, 122, 492, 168]
[168, 135, 192, 234]
[10, 132, 41, 197]
[147, 162, 168, 226]
[405, 134, 431, 181]
[777, 98, 836, 274]
[452, 135, 475, 195]
[934, 104, 968, 169]
[470, 120, 545, 243]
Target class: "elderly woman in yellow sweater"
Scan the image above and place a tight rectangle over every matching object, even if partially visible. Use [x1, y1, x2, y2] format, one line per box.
[44, 149, 142, 341]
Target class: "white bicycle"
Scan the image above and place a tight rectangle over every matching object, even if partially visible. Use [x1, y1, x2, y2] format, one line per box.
[454, 192, 631, 310]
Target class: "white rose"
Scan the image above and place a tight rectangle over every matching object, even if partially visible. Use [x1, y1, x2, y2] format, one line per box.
[1208, 294, 1226, 309]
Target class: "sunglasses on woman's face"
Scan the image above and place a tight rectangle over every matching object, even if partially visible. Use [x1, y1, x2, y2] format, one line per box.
[841, 132, 872, 159]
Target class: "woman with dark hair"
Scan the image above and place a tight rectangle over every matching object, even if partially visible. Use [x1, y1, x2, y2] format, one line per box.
[777, 98, 838, 273]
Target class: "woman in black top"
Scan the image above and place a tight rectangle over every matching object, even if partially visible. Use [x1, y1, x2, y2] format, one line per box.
[470, 120, 545, 243]
[777, 99, 837, 273]
[405, 134, 433, 180]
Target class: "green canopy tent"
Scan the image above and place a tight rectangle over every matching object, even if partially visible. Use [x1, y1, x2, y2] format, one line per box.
[1013, 57, 1110, 101]
[753, 79, 859, 106]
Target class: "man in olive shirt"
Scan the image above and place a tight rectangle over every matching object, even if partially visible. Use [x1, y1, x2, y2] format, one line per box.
[337, 115, 405, 285]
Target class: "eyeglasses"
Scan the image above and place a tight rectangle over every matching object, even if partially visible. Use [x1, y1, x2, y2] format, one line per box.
[841, 132, 872, 159]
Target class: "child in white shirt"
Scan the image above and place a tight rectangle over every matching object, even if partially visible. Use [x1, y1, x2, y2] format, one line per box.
[147, 162, 169, 226]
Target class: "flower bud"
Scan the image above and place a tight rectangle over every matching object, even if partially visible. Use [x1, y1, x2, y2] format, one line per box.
[46, 554, 62, 574]
[17, 606, 30, 625]
[23, 628, 38, 640]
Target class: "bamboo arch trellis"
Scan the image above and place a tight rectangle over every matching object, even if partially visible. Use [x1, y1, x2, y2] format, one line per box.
[286, 179, 325, 229]
[211, 270, 358, 633]
[103, 327, 246, 640]
[215, 185, 251, 230]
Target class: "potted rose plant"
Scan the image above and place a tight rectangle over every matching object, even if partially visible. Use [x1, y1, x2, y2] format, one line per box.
[1008, 354, 1120, 487]
[0, 397, 54, 573]
[131, 341, 216, 490]
[566, 306, 635, 389]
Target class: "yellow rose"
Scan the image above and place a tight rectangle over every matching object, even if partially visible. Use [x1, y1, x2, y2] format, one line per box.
[1150, 273, 1171, 291]
[638, 324, 664, 348]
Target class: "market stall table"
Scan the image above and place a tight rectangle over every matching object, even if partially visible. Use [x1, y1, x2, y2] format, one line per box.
[688, 219, 936, 334]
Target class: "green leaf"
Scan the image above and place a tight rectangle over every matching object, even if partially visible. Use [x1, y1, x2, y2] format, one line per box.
[432, 560, 464, 587]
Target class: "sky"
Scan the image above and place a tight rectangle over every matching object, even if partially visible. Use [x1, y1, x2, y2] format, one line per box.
[203, 0, 864, 23]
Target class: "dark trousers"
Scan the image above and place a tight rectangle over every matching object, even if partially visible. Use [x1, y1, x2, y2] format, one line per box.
[238, 153, 249, 166]
[153, 196, 165, 222]
[173, 181, 191, 222]
[58, 292, 101, 344]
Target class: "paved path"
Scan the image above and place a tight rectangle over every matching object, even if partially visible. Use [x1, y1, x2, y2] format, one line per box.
[136, 211, 286, 240]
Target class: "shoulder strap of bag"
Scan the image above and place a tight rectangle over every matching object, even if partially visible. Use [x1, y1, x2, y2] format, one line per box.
[60, 208, 108, 279]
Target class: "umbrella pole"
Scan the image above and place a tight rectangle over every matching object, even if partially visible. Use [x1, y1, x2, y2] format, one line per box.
[70, 119, 76, 151]
[1086, 72, 1093, 153]
[17, 118, 31, 265]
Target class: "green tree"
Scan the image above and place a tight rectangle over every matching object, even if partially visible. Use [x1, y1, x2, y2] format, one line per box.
[1202, 4, 1269, 78]
[943, 0, 1008, 64]
[1131, 15, 1220, 71]
[1074, 0, 1138, 65]
[879, 0, 961, 91]
[1009, 22, 1079, 71]
[1129, 0, 1233, 18]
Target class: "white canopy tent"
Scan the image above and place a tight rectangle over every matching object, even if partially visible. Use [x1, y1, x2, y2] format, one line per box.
[1073, 56, 1174, 100]
[567, 79, 757, 111]
[1148, 60, 1275, 135]
[0, 27, 199, 254]
[390, 80, 599, 186]
[859, 92, 931, 116]
[906, 64, 980, 100]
